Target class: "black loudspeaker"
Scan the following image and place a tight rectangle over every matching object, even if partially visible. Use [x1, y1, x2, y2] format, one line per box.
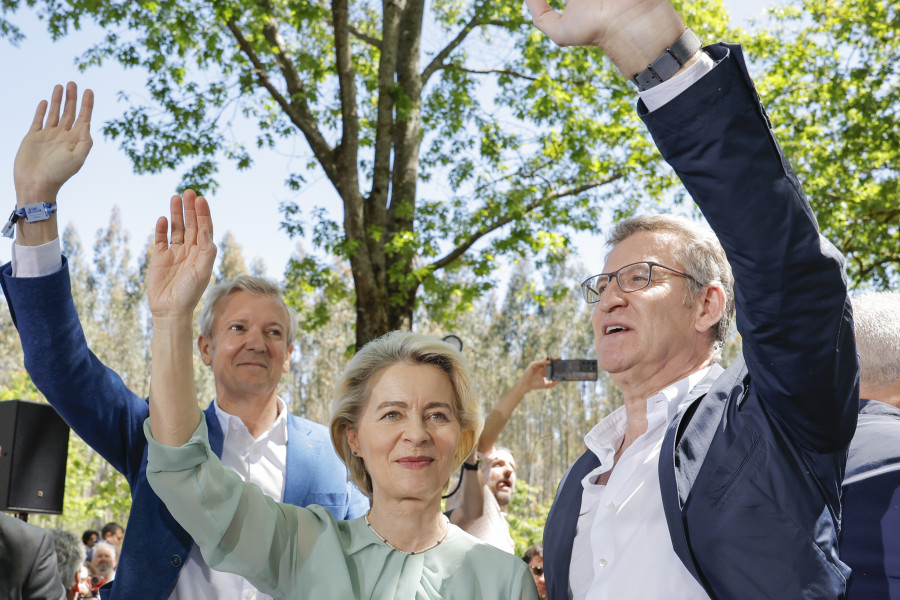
[0, 400, 70, 514]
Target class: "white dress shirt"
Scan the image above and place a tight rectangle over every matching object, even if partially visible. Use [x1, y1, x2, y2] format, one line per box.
[169, 399, 288, 600]
[569, 368, 712, 600]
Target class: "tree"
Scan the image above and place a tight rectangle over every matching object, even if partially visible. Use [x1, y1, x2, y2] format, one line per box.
[746, 0, 900, 287]
[1, 0, 736, 348]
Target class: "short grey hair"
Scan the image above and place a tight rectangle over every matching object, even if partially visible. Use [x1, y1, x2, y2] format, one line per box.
[607, 214, 735, 359]
[52, 529, 85, 587]
[852, 292, 900, 388]
[330, 331, 484, 498]
[91, 540, 117, 559]
[198, 275, 298, 343]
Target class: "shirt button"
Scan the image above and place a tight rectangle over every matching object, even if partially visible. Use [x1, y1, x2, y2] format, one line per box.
[598, 558, 608, 567]
[605, 502, 615, 510]
[170, 555, 182, 567]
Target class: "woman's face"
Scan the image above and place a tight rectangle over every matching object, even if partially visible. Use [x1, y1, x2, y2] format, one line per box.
[347, 362, 462, 505]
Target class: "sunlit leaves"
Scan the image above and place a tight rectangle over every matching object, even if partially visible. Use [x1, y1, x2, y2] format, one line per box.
[746, 0, 900, 288]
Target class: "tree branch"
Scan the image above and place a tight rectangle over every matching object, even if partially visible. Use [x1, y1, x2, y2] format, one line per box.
[330, 0, 361, 187]
[225, 19, 339, 180]
[349, 23, 381, 49]
[421, 18, 526, 84]
[452, 66, 539, 81]
[428, 175, 620, 271]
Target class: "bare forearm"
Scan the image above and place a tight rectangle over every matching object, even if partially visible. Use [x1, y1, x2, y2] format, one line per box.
[478, 379, 530, 454]
[450, 469, 486, 526]
[149, 314, 202, 446]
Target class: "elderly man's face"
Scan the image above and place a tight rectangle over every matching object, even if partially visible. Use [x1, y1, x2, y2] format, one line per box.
[592, 231, 703, 386]
[199, 291, 293, 401]
[91, 546, 117, 576]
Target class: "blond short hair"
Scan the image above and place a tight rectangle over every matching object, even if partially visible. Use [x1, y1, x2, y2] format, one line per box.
[198, 275, 298, 342]
[330, 331, 483, 498]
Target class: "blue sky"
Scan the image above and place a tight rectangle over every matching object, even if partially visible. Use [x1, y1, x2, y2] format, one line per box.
[0, 0, 770, 280]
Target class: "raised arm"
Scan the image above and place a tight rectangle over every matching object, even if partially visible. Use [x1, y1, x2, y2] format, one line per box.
[478, 358, 559, 454]
[452, 359, 558, 527]
[12, 82, 92, 247]
[147, 190, 217, 446]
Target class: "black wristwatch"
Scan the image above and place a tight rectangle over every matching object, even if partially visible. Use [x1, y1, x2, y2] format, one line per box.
[632, 28, 702, 91]
[463, 459, 481, 471]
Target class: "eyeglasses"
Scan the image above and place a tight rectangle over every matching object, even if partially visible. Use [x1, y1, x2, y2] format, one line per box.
[580, 261, 695, 304]
[530, 565, 544, 576]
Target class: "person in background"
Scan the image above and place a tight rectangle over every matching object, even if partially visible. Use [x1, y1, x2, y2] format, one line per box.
[447, 359, 558, 552]
[50, 529, 89, 600]
[87, 542, 117, 586]
[0, 512, 65, 599]
[99, 524, 123, 550]
[81, 530, 98, 562]
[842, 292, 900, 598]
[523, 545, 547, 600]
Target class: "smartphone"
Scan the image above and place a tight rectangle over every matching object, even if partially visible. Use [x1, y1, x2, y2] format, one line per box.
[545, 359, 598, 381]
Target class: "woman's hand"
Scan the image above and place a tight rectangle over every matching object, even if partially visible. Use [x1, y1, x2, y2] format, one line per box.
[147, 189, 217, 320]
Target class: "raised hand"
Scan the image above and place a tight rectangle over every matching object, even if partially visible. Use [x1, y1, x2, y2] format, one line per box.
[14, 82, 93, 205]
[147, 190, 217, 319]
[519, 358, 561, 392]
[524, 0, 686, 78]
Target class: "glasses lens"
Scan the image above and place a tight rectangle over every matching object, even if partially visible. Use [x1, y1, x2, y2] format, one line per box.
[618, 262, 651, 292]
[581, 275, 607, 303]
[531, 566, 544, 575]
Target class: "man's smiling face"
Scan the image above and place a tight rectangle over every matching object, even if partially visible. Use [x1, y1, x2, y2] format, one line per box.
[198, 290, 293, 401]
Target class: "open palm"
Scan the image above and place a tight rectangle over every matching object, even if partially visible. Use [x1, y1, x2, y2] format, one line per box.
[14, 82, 93, 201]
[147, 190, 217, 318]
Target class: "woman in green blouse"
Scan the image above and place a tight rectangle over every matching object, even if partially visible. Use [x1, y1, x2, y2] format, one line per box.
[143, 191, 538, 599]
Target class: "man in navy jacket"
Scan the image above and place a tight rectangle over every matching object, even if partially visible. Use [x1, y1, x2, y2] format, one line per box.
[1, 84, 369, 599]
[842, 293, 900, 598]
[526, 0, 858, 598]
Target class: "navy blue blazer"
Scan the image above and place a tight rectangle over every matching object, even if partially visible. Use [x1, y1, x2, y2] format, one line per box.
[841, 399, 900, 598]
[543, 44, 858, 600]
[0, 260, 370, 600]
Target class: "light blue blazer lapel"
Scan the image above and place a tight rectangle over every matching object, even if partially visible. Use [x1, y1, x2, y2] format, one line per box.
[283, 415, 314, 506]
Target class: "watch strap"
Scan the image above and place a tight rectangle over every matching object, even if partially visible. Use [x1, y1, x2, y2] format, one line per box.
[632, 28, 702, 91]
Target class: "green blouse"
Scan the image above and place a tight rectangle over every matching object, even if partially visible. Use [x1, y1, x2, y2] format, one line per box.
[144, 419, 538, 599]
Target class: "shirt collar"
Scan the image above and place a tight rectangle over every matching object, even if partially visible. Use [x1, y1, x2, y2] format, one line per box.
[584, 366, 713, 458]
[213, 396, 289, 444]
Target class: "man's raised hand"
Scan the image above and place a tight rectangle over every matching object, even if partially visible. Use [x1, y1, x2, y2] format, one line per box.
[147, 190, 217, 320]
[14, 82, 93, 206]
[524, 0, 688, 79]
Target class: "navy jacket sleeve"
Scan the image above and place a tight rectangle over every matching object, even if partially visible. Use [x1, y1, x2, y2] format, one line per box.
[1, 258, 149, 484]
[640, 44, 858, 453]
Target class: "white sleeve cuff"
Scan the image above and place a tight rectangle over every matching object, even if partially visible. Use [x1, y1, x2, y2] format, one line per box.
[11, 238, 63, 278]
[639, 51, 716, 113]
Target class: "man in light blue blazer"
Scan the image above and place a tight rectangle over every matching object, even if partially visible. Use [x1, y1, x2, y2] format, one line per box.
[1, 83, 369, 600]
[526, 0, 859, 598]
